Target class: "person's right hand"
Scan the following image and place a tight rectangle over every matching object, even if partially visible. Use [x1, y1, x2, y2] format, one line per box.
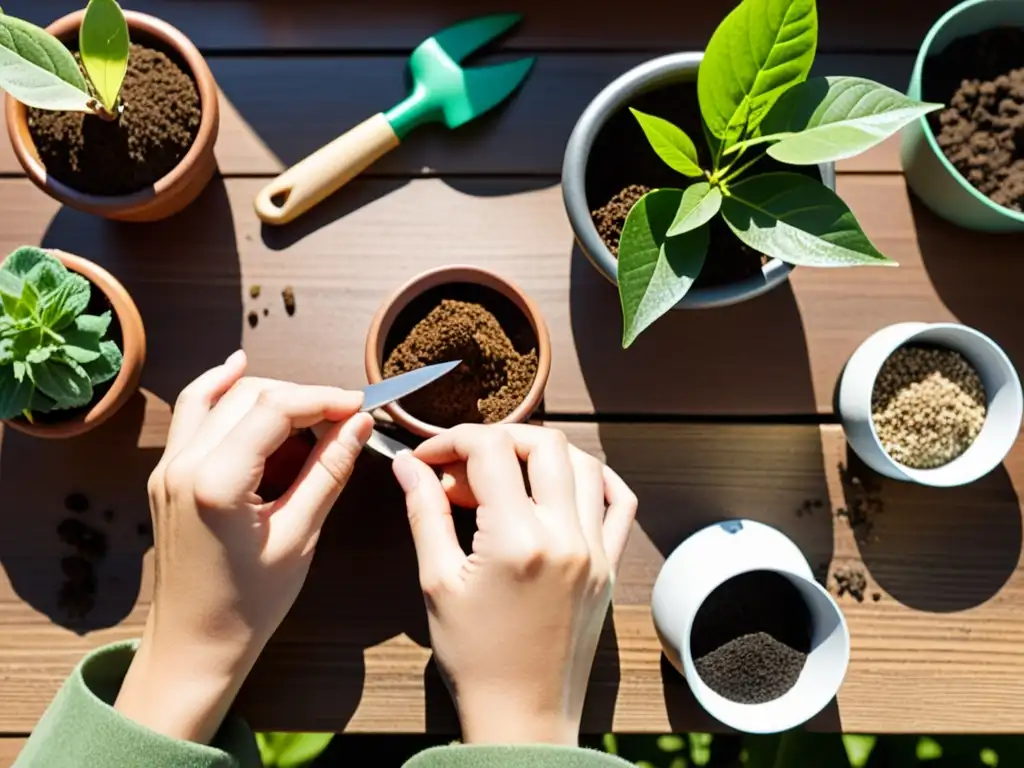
[392, 424, 637, 745]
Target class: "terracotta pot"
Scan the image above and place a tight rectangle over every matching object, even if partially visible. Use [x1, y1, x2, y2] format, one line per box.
[365, 266, 552, 438]
[3, 250, 146, 439]
[4, 11, 220, 222]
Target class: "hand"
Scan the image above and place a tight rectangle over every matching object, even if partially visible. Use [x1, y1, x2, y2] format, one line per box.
[115, 351, 374, 743]
[392, 424, 637, 745]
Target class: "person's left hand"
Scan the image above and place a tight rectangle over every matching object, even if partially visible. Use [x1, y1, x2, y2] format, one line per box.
[115, 351, 374, 743]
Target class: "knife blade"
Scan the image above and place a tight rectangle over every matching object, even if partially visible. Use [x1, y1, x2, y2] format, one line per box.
[361, 359, 461, 412]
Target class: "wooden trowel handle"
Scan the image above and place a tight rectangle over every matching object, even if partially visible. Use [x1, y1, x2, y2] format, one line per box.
[255, 113, 400, 226]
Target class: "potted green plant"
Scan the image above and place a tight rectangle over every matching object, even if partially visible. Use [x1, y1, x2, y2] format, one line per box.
[562, 0, 940, 347]
[901, 0, 1024, 232]
[0, 246, 145, 438]
[0, 1, 219, 221]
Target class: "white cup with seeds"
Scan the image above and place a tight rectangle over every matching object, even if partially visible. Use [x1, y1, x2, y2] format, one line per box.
[839, 322, 1022, 487]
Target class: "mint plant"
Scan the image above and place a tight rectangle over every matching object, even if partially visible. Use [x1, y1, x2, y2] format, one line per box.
[0, 0, 130, 119]
[617, 0, 942, 347]
[0, 247, 123, 422]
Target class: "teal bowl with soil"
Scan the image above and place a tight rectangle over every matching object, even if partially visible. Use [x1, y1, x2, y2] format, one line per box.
[562, 53, 836, 310]
[901, 0, 1024, 232]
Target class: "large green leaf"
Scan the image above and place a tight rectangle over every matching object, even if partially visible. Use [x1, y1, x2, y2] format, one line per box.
[667, 182, 722, 236]
[32, 356, 93, 409]
[0, 15, 92, 111]
[80, 0, 129, 111]
[26, 258, 67, 296]
[726, 76, 943, 164]
[722, 172, 895, 266]
[80, 339, 121, 385]
[0, 270, 22, 299]
[618, 188, 708, 348]
[41, 273, 91, 331]
[697, 0, 818, 145]
[0, 364, 32, 419]
[2, 246, 52, 278]
[630, 108, 703, 177]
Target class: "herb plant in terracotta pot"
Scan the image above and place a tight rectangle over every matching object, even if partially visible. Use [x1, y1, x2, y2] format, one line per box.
[365, 266, 551, 438]
[0, 247, 145, 439]
[562, 0, 940, 347]
[1, 1, 219, 222]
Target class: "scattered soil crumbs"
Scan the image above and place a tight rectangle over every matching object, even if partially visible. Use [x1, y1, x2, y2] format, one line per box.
[64, 493, 89, 514]
[57, 518, 108, 561]
[837, 462, 883, 545]
[925, 28, 1024, 211]
[872, 592, 882, 603]
[247, 311, 259, 329]
[384, 298, 538, 427]
[833, 566, 868, 603]
[691, 571, 811, 704]
[282, 286, 296, 316]
[796, 498, 824, 518]
[28, 44, 201, 196]
[872, 345, 987, 469]
[591, 184, 650, 256]
[250, 285, 262, 299]
[56, 516, 108, 624]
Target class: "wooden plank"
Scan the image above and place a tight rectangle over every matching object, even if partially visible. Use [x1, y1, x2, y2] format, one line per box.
[0, 739, 24, 768]
[1, 402, 1022, 733]
[0, 0, 953, 52]
[0, 55, 909, 177]
[0, 175, 1010, 417]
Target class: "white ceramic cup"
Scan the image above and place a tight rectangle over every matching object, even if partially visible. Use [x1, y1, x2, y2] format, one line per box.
[652, 520, 850, 734]
[838, 322, 1023, 487]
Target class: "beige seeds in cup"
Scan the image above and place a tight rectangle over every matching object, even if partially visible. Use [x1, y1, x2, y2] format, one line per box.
[871, 345, 987, 469]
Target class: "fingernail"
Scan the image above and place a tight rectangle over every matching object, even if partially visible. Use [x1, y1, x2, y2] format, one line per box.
[342, 413, 374, 449]
[224, 349, 246, 367]
[392, 451, 419, 493]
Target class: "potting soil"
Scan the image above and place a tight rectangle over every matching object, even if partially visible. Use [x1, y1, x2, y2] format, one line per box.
[29, 44, 201, 196]
[383, 298, 538, 427]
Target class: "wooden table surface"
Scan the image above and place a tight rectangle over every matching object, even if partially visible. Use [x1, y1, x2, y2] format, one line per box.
[2, 0, 1024, 759]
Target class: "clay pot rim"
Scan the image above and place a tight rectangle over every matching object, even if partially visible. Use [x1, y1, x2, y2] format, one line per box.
[3, 249, 146, 439]
[3, 10, 219, 213]
[364, 265, 552, 439]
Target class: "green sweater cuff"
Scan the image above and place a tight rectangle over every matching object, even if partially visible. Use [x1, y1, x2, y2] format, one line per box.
[404, 744, 635, 768]
[15, 640, 261, 768]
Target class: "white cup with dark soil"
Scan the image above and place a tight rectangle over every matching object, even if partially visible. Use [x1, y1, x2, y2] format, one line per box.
[652, 520, 850, 734]
[839, 322, 1023, 487]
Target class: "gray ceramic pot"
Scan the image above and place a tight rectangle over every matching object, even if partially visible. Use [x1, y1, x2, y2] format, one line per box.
[562, 52, 836, 309]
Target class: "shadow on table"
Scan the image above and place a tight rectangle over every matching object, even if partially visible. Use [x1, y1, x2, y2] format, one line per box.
[0, 393, 159, 633]
[569, 245, 818, 415]
[41, 178, 244, 407]
[840, 447, 1022, 613]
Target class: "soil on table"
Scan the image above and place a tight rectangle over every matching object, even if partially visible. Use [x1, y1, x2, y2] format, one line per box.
[924, 28, 1024, 211]
[586, 82, 818, 290]
[833, 566, 868, 603]
[28, 43, 201, 196]
[690, 570, 812, 704]
[383, 283, 539, 428]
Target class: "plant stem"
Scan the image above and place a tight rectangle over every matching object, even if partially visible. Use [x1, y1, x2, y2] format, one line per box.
[721, 150, 768, 185]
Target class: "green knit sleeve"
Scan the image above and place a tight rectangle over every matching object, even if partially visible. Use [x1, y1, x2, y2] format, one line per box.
[403, 744, 635, 767]
[14, 641, 262, 768]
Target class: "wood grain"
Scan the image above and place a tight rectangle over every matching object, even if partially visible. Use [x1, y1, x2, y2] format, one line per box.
[1, 398, 1021, 733]
[0, 55, 907, 178]
[0, 174, 1011, 417]
[0, 739, 24, 767]
[0, 0, 953, 52]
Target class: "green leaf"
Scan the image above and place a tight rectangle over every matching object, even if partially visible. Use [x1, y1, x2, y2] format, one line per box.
[25, 258, 68, 296]
[0, 270, 22, 299]
[618, 188, 708, 348]
[74, 311, 112, 337]
[630, 108, 703, 177]
[62, 343, 101, 364]
[80, 339, 121, 385]
[61, 311, 111, 364]
[0, 364, 33, 419]
[26, 345, 54, 364]
[12, 359, 26, 382]
[722, 172, 895, 267]
[21, 280, 38, 314]
[2, 246, 53, 278]
[256, 733, 333, 768]
[29, 387, 56, 414]
[0, 15, 93, 111]
[32, 357, 93, 409]
[697, 0, 818, 145]
[80, 0, 130, 112]
[726, 76, 943, 164]
[917, 737, 942, 761]
[667, 182, 722, 237]
[41, 273, 91, 331]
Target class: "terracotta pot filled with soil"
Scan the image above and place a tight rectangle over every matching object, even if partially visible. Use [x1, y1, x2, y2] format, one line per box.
[901, 0, 1024, 232]
[562, 53, 835, 309]
[366, 266, 551, 438]
[3, 250, 146, 439]
[4, 11, 219, 222]
[839, 322, 1023, 486]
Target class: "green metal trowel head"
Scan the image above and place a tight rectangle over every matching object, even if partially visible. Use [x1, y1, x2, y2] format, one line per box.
[384, 13, 534, 140]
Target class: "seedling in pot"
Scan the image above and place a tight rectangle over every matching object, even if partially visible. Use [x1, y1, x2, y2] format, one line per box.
[616, 0, 942, 347]
[0, 247, 123, 423]
[0, 0, 129, 120]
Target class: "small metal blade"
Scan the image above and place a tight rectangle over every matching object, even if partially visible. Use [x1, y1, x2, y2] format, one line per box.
[365, 429, 413, 460]
[424, 13, 523, 66]
[361, 359, 461, 412]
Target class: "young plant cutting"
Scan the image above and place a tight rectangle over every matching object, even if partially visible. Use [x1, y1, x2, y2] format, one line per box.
[616, 0, 941, 347]
[0, 248, 122, 424]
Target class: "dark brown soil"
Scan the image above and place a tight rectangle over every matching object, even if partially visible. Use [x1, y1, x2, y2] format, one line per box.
[690, 570, 811, 704]
[833, 566, 868, 603]
[248, 311, 259, 329]
[382, 283, 539, 428]
[28, 43, 201, 196]
[924, 28, 1024, 211]
[282, 286, 296, 316]
[64, 493, 89, 514]
[586, 81, 817, 290]
[837, 461, 883, 545]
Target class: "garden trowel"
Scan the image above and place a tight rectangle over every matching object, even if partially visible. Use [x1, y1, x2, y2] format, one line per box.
[255, 14, 534, 225]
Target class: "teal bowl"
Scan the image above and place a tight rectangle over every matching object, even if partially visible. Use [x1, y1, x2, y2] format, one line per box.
[901, 0, 1024, 232]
